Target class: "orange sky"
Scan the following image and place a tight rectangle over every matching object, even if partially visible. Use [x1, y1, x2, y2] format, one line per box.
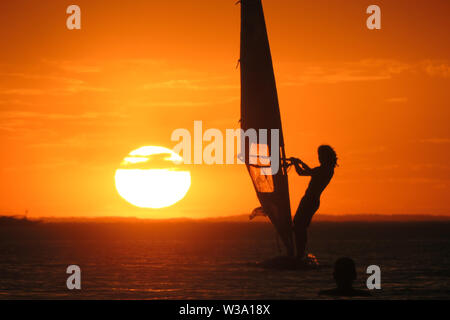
[0, 0, 449, 218]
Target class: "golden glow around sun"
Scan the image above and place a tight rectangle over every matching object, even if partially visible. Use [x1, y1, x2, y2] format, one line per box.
[115, 146, 191, 209]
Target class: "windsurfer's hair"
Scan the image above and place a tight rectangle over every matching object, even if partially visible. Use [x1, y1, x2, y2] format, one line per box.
[318, 145, 338, 168]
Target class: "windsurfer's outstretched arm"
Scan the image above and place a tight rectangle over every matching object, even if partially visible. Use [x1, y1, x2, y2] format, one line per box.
[289, 157, 313, 176]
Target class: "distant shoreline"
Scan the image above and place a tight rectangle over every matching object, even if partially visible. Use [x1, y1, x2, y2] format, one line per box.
[2, 213, 449, 225]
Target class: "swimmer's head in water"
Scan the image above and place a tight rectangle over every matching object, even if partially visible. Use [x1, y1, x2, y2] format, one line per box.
[318, 145, 338, 168]
[333, 257, 356, 286]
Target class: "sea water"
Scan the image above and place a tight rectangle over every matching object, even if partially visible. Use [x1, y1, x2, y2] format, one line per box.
[0, 221, 449, 299]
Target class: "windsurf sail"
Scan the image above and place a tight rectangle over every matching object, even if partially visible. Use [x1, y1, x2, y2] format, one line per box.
[239, 0, 294, 256]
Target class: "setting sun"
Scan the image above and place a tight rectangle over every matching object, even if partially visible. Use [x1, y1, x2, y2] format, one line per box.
[115, 146, 191, 209]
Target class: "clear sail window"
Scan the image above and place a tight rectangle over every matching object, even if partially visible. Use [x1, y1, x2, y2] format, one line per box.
[248, 143, 274, 193]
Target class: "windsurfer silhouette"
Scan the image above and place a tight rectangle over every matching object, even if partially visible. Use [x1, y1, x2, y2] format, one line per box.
[289, 145, 337, 259]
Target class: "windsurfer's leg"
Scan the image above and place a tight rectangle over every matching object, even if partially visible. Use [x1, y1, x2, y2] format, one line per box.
[293, 206, 308, 258]
[293, 200, 318, 258]
[294, 222, 307, 258]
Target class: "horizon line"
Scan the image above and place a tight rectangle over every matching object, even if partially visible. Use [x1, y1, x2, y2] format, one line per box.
[3, 213, 450, 223]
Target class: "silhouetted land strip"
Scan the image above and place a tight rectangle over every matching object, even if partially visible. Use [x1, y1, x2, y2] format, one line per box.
[1, 216, 449, 242]
[0, 215, 41, 226]
[3, 213, 448, 225]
